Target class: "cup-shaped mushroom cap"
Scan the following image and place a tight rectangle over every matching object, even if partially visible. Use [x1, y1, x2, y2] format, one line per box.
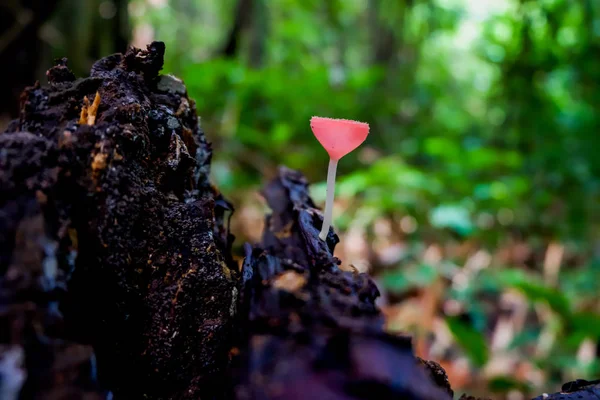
[310, 117, 369, 161]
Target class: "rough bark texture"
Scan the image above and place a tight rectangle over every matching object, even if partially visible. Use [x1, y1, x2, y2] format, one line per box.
[1, 42, 598, 400]
[1, 42, 236, 399]
[530, 379, 600, 400]
[233, 167, 452, 400]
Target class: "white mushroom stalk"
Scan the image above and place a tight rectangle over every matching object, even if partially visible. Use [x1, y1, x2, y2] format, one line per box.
[319, 159, 338, 241]
[310, 117, 370, 242]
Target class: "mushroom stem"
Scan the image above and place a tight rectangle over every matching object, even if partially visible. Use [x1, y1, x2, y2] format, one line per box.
[319, 158, 338, 241]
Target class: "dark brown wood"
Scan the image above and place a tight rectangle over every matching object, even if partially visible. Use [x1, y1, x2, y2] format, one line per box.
[1, 42, 236, 399]
[1, 41, 596, 400]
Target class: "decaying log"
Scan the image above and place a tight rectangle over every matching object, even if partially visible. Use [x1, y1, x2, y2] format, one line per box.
[233, 167, 452, 399]
[1, 42, 236, 399]
[531, 379, 600, 400]
[1, 41, 597, 400]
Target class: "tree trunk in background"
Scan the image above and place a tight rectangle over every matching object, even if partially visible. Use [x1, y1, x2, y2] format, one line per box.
[220, 0, 254, 58]
[47, 0, 130, 76]
[0, 0, 60, 125]
[368, 0, 399, 66]
[247, 0, 267, 68]
[366, 0, 411, 160]
[165, 0, 197, 76]
[0, 0, 130, 130]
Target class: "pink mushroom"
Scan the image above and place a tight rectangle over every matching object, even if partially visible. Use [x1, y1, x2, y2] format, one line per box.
[310, 117, 369, 241]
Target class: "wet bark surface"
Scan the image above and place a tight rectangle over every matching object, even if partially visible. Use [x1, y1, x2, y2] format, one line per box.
[1, 42, 597, 400]
[233, 167, 452, 400]
[1, 42, 236, 399]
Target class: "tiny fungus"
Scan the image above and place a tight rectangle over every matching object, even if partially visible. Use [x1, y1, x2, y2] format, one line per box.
[310, 117, 369, 241]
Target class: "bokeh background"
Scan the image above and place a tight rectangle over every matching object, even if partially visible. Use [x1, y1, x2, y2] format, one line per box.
[2, 0, 600, 398]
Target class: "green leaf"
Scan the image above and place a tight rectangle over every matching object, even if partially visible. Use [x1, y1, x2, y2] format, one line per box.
[568, 311, 600, 340]
[429, 205, 474, 236]
[446, 316, 489, 367]
[495, 269, 572, 318]
[488, 376, 531, 393]
[380, 264, 438, 293]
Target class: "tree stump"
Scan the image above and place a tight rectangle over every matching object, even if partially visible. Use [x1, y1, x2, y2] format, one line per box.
[1, 42, 596, 400]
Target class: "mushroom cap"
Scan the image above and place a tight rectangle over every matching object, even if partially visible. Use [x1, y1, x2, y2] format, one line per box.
[310, 117, 370, 160]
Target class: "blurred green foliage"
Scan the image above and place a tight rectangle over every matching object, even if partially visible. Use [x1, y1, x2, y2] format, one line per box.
[447, 315, 490, 367]
[133, 0, 599, 245]
[130, 0, 600, 393]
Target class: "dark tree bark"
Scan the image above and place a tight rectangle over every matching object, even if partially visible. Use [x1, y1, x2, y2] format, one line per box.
[47, 0, 131, 77]
[531, 379, 600, 400]
[247, 0, 268, 68]
[1, 42, 597, 400]
[0, 41, 450, 400]
[0, 0, 130, 128]
[0, 0, 60, 121]
[220, 0, 254, 58]
[1, 42, 236, 399]
[233, 167, 453, 400]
